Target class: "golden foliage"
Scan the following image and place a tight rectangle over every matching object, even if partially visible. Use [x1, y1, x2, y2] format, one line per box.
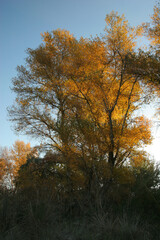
[148, 3, 160, 46]
[9, 12, 153, 174]
[10, 141, 32, 176]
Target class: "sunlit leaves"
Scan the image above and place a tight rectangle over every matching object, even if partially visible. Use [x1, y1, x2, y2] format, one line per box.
[10, 141, 32, 176]
[9, 12, 153, 177]
[147, 3, 160, 47]
[104, 11, 142, 56]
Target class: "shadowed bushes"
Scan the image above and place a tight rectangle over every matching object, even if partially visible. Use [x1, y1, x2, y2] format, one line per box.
[0, 160, 160, 239]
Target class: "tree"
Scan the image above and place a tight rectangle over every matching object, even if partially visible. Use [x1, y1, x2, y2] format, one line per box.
[145, 1, 160, 113]
[0, 147, 12, 188]
[10, 140, 32, 176]
[9, 12, 153, 193]
[0, 142, 37, 188]
[146, 1, 160, 50]
[15, 152, 83, 198]
[132, 2, 160, 113]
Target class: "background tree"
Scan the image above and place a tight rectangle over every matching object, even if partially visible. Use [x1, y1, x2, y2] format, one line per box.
[10, 140, 32, 177]
[0, 147, 12, 188]
[145, 1, 160, 114]
[146, 1, 160, 51]
[0, 142, 37, 188]
[128, 2, 160, 115]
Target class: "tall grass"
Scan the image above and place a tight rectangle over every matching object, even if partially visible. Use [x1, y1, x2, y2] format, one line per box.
[0, 187, 159, 240]
[1, 164, 160, 239]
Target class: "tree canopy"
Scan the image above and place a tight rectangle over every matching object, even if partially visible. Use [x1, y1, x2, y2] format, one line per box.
[9, 12, 154, 175]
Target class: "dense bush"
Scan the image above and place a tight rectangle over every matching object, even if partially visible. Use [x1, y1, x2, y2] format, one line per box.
[0, 159, 160, 240]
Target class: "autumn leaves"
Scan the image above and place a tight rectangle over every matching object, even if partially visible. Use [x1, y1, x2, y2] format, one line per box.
[8, 8, 159, 175]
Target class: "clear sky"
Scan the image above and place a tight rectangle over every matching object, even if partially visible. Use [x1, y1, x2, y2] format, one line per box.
[0, 0, 159, 161]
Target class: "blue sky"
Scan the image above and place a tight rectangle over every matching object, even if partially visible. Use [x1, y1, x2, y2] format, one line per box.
[0, 0, 159, 160]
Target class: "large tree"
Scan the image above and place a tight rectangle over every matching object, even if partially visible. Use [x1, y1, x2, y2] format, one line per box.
[9, 12, 153, 191]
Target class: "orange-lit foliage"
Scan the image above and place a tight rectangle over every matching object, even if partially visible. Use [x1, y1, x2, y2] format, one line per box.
[9, 12, 153, 191]
[147, 3, 160, 47]
[0, 158, 11, 186]
[10, 141, 32, 176]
